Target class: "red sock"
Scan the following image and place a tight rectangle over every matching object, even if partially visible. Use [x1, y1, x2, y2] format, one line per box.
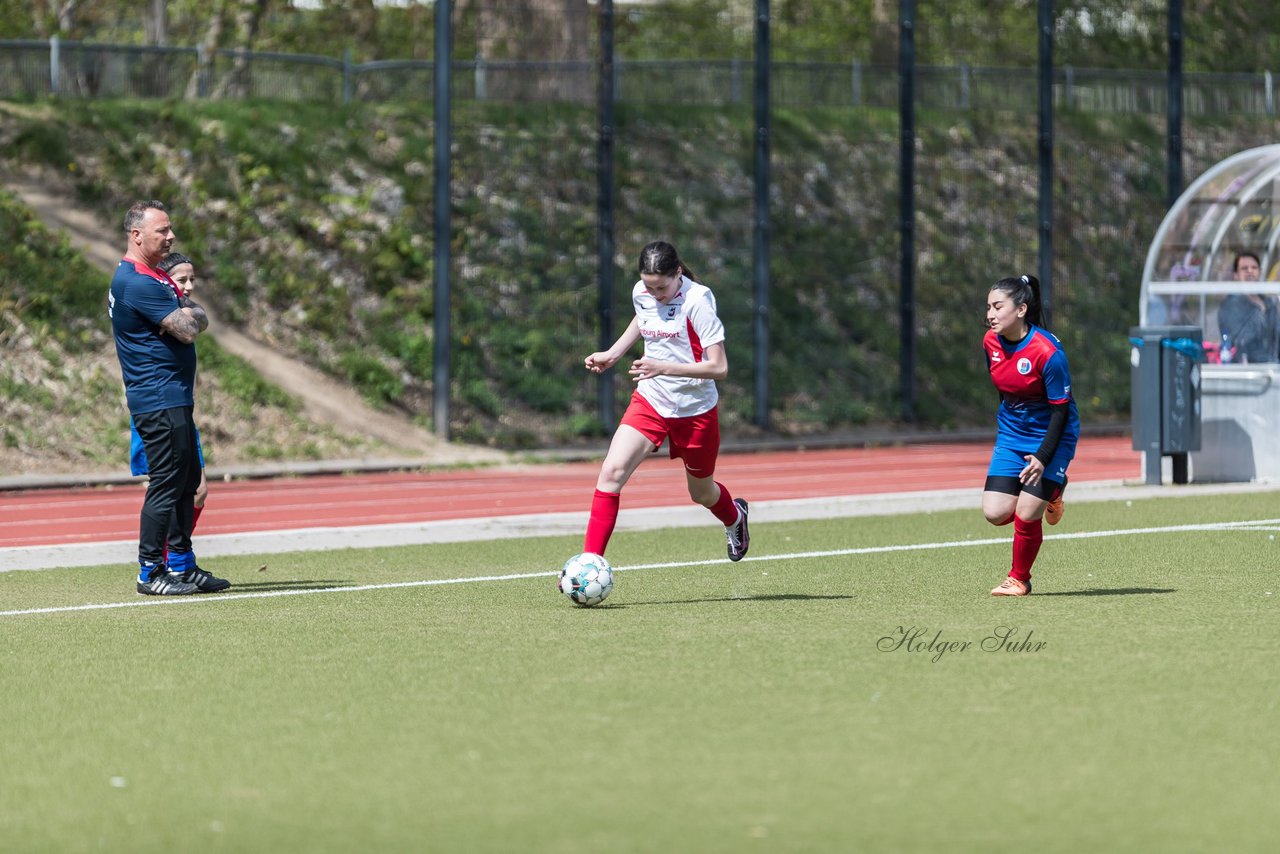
[1010, 515, 1043, 582]
[708, 481, 740, 527]
[584, 489, 621, 556]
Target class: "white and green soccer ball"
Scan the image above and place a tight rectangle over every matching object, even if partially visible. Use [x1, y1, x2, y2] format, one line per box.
[558, 552, 614, 607]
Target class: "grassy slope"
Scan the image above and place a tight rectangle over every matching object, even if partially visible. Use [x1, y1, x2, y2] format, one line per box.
[0, 491, 1277, 851]
[2, 98, 1278, 465]
[0, 185, 402, 474]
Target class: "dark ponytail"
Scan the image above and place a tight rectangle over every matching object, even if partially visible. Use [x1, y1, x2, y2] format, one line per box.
[991, 274, 1044, 328]
[638, 240, 698, 282]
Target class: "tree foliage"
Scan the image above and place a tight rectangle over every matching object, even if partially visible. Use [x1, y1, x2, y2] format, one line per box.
[4, 2, 1278, 74]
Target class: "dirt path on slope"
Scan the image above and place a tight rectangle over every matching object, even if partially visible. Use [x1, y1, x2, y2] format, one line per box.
[2, 167, 505, 466]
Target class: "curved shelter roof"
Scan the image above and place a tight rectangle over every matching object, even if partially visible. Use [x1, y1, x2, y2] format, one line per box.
[1141, 144, 1280, 335]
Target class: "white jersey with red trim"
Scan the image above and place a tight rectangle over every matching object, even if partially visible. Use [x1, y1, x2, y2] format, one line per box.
[632, 275, 726, 418]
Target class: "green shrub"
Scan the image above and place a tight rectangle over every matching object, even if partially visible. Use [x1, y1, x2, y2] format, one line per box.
[336, 350, 403, 407]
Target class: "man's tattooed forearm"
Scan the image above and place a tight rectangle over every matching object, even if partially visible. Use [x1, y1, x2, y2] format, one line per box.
[160, 307, 203, 342]
[179, 298, 209, 332]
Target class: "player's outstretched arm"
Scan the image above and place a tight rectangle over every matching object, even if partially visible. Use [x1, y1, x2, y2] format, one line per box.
[585, 317, 641, 373]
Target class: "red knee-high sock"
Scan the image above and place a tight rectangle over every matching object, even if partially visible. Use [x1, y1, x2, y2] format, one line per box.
[584, 489, 621, 556]
[1010, 515, 1043, 582]
[708, 481, 739, 527]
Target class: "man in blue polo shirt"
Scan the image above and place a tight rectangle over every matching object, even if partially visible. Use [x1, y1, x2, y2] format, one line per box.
[109, 200, 229, 596]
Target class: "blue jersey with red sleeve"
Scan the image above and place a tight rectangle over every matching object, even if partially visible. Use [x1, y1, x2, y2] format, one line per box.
[109, 259, 196, 415]
[983, 325, 1080, 453]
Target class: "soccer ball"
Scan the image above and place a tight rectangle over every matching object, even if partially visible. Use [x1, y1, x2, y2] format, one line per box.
[558, 552, 614, 607]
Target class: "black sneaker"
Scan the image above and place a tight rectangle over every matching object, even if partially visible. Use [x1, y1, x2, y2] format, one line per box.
[137, 570, 199, 596]
[181, 565, 232, 593]
[726, 498, 750, 562]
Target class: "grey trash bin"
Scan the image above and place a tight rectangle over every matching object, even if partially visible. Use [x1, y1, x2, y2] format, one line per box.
[1130, 326, 1203, 484]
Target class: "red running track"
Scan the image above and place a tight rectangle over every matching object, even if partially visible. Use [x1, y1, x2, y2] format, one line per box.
[0, 435, 1140, 549]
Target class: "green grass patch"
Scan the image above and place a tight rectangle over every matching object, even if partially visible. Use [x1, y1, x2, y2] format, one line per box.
[195, 337, 297, 414]
[1, 490, 1277, 851]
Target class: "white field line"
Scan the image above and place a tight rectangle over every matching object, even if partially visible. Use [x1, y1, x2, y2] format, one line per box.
[3, 517, 1277, 619]
[8, 479, 1280, 572]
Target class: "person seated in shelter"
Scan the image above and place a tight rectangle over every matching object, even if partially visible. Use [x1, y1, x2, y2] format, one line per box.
[1151, 258, 1200, 326]
[1217, 252, 1279, 363]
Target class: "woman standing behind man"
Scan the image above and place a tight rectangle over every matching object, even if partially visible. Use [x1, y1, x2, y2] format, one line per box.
[129, 252, 210, 545]
[982, 274, 1079, 596]
[581, 241, 750, 562]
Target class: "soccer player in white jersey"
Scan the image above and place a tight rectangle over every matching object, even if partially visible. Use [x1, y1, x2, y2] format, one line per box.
[582, 241, 750, 561]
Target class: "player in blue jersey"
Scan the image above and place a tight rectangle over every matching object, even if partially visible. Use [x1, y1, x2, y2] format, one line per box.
[109, 201, 229, 596]
[128, 253, 210, 550]
[982, 274, 1079, 596]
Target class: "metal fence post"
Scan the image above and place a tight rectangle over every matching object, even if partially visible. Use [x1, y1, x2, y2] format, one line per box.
[342, 47, 353, 104]
[898, 0, 917, 423]
[1266, 69, 1274, 115]
[49, 35, 59, 96]
[475, 57, 486, 100]
[433, 0, 452, 440]
[597, 0, 616, 432]
[1167, 0, 1184, 207]
[1038, 0, 1054, 325]
[851, 59, 862, 107]
[196, 43, 208, 98]
[753, 0, 771, 430]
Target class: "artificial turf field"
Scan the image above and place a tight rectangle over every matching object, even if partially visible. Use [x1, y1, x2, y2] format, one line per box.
[2, 489, 1278, 853]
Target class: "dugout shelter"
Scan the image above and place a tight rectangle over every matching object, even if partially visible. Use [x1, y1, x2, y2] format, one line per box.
[1139, 143, 1280, 482]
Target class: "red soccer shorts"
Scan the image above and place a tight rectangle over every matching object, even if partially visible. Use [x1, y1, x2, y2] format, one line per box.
[619, 392, 721, 479]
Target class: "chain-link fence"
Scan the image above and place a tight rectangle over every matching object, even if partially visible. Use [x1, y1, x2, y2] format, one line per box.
[1, 38, 1276, 114]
